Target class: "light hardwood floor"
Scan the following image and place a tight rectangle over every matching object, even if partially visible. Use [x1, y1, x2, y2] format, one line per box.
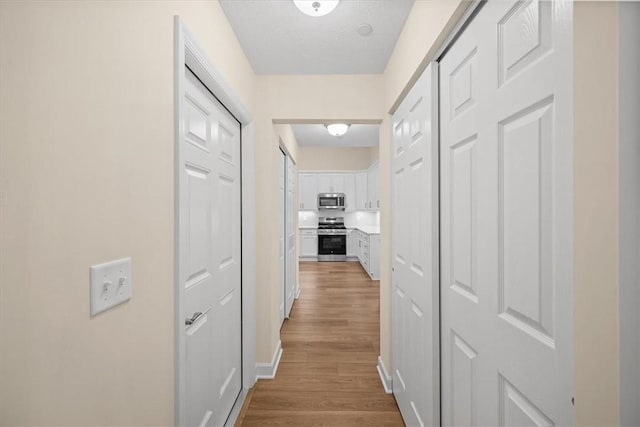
[236, 261, 404, 426]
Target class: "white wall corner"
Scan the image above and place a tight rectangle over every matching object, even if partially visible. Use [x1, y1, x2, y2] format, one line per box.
[377, 355, 393, 394]
[255, 340, 283, 381]
[295, 285, 301, 299]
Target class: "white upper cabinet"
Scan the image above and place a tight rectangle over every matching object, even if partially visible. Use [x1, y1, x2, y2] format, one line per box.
[317, 174, 332, 194]
[298, 169, 378, 211]
[344, 174, 356, 211]
[317, 174, 346, 194]
[367, 162, 379, 210]
[331, 174, 346, 194]
[299, 173, 318, 210]
[355, 172, 368, 211]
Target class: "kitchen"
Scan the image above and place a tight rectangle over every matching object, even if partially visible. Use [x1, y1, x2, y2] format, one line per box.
[291, 124, 381, 281]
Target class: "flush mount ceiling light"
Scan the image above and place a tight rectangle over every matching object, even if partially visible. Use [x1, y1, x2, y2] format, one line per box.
[293, 0, 339, 17]
[325, 123, 350, 137]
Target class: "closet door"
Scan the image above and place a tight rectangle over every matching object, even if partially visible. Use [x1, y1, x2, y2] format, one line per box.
[440, 1, 573, 425]
[285, 157, 296, 317]
[391, 63, 439, 427]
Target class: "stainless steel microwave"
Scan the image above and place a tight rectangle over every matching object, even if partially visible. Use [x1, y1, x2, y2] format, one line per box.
[317, 193, 346, 211]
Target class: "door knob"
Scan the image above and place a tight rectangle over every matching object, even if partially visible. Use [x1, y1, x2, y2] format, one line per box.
[185, 311, 203, 326]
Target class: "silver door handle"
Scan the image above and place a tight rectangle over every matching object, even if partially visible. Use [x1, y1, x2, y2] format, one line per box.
[185, 312, 203, 326]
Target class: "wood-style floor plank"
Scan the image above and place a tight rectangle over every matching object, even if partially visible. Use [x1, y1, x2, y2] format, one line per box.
[236, 262, 403, 426]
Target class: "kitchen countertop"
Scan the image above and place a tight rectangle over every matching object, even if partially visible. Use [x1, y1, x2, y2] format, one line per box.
[298, 225, 380, 235]
[349, 226, 380, 235]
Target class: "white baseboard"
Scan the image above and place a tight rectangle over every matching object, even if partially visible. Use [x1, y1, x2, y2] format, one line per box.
[377, 355, 393, 394]
[255, 340, 283, 380]
[295, 286, 301, 299]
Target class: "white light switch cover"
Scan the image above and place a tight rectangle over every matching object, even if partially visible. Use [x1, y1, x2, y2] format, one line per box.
[90, 257, 132, 316]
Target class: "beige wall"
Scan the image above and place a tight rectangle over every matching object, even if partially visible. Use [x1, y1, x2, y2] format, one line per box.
[369, 146, 380, 165]
[297, 146, 376, 171]
[0, 1, 254, 425]
[574, 2, 620, 425]
[383, 0, 470, 112]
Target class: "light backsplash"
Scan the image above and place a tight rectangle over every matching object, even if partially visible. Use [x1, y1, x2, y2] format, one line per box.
[298, 210, 379, 229]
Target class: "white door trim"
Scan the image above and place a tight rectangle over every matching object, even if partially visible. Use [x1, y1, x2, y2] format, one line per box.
[174, 16, 256, 427]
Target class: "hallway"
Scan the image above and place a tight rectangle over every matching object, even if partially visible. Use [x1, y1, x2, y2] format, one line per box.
[237, 262, 403, 426]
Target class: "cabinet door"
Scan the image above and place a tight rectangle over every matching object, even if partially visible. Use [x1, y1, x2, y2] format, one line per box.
[317, 175, 332, 194]
[367, 167, 375, 209]
[355, 172, 368, 210]
[331, 174, 346, 193]
[347, 230, 357, 257]
[368, 163, 379, 210]
[300, 234, 318, 257]
[299, 174, 318, 210]
[344, 174, 356, 211]
[373, 164, 379, 209]
[369, 235, 379, 279]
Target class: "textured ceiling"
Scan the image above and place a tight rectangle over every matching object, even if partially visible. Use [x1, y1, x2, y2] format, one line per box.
[292, 124, 379, 147]
[219, 0, 415, 74]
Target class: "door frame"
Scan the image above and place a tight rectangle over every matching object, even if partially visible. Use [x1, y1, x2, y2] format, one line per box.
[173, 16, 256, 426]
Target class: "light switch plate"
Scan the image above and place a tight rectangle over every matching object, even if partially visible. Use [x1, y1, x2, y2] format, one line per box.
[90, 257, 132, 316]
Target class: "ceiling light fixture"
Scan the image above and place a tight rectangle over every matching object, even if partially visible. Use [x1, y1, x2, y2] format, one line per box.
[293, 0, 339, 17]
[325, 123, 350, 137]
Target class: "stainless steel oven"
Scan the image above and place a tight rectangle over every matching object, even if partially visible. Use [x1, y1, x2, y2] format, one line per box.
[317, 217, 347, 262]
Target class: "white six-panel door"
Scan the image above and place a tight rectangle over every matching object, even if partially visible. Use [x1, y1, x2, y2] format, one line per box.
[285, 156, 296, 317]
[439, 1, 573, 425]
[279, 149, 286, 326]
[392, 63, 440, 427]
[181, 68, 242, 427]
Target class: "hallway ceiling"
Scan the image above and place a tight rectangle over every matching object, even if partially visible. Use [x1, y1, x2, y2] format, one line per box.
[292, 124, 379, 147]
[219, 0, 415, 74]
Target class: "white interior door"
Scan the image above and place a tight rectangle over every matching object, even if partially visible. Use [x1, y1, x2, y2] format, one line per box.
[279, 149, 286, 326]
[180, 68, 242, 427]
[391, 63, 439, 427]
[285, 157, 296, 317]
[439, 1, 573, 425]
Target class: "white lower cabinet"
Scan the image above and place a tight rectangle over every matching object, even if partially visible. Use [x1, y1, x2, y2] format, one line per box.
[299, 229, 318, 259]
[352, 229, 379, 280]
[368, 235, 380, 279]
[347, 229, 358, 258]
